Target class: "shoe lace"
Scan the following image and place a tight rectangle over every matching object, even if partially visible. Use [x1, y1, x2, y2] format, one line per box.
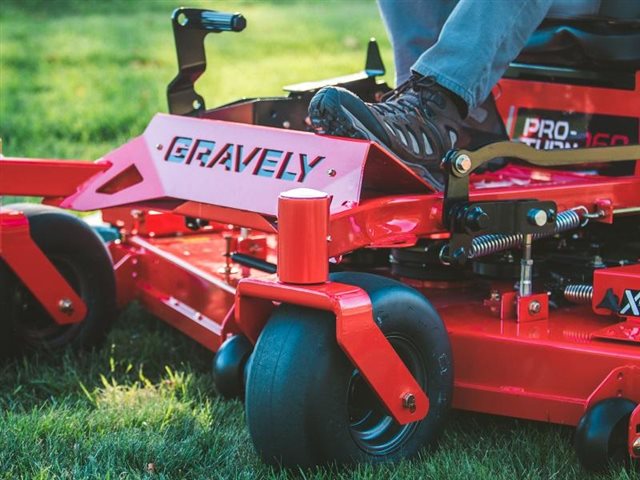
[377, 75, 438, 119]
[380, 75, 437, 102]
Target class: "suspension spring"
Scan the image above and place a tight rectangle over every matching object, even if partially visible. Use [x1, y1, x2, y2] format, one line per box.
[469, 208, 584, 259]
[564, 284, 594, 304]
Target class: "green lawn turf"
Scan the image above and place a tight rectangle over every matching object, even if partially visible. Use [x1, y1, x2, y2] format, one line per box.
[0, 1, 637, 479]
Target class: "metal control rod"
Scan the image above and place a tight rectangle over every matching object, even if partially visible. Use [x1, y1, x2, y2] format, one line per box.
[519, 234, 534, 296]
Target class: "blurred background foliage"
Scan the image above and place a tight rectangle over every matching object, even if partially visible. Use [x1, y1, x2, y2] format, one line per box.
[0, 0, 390, 159]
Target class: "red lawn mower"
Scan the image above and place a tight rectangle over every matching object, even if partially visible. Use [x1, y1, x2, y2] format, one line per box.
[1, 7, 639, 471]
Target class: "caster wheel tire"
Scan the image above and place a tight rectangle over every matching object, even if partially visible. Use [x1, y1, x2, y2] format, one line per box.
[575, 397, 637, 472]
[212, 334, 253, 399]
[0, 204, 116, 358]
[245, 272, 453, 467]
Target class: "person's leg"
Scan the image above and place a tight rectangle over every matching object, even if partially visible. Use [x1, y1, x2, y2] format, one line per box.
[412, 0, 554, 110]
[308, 0, 555, 188]
[377, 0, 458, 86]
[378, 0, 511, 147]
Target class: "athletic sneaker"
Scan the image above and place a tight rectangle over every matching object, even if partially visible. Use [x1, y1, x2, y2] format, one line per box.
[308, 75, 468, 189]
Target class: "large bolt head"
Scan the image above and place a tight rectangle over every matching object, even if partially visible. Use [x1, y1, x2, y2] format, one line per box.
[528, 209, 548, 227]
[528, 300, 541, 314]
[465, 206, 489, 231]
[633, 437, 640, 456]
[403, 393, 417, 413]
[58, 298, 74, 315]
[454, 154, 472, 174]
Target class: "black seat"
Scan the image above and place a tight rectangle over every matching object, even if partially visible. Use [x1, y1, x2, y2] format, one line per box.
[517, 0, 640, 69]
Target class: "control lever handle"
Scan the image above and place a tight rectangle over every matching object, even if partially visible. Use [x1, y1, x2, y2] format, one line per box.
[172, 8, 246, 33]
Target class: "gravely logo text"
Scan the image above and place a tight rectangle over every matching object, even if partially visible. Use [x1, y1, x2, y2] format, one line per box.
[165, 136, 325, 182]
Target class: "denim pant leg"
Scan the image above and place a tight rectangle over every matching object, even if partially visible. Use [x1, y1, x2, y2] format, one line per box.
[411, 0, 554, 109]
[377, 0, 458, 86]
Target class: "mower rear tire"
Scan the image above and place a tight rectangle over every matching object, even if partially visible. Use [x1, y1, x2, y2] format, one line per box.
[0, 204, 116, 357]
[245, 272, 453, 467]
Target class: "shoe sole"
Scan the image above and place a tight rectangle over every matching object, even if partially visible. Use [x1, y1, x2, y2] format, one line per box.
[308, 88, 387, 143]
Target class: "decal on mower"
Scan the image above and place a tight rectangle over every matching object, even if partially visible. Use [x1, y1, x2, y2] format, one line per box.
[165, 136, 325, 183]
[620, 290, 640, 317]
[515, 109, 638, 150]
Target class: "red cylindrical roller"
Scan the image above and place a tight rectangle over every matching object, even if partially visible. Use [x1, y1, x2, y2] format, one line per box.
[277, 188, 330, 284]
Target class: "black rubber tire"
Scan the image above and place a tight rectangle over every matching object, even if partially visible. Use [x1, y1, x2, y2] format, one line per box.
[0, 264, 15, 357]
[212, 334, 253, 399]
[0, 204, 116, 357]
[575, 397, 637, 472]
[245, 272, 453, 467]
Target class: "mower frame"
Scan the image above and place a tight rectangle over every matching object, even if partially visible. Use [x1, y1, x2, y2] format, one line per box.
[1, 6, 640, 466]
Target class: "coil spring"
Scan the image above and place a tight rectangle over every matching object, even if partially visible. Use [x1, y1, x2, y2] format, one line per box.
[543, 208, 583, 236]
[470, 233, 524, 258]
[563, 284, 593, 304]
[469, 209, 583, 259]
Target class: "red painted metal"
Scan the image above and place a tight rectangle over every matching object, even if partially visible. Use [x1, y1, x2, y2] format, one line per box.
[102, 207, 227, 237]
[105, 218, 640, 429]
[174, 201, 277, 232]
[109, 234, 240, 351]
[237, 235, 268, 260]
[0, 157, 108, 197]
[516, 293, 550, 323]
[103, 207, 182, 236]
[494, 291, 551, 323]
[108, 240, 138, 309]
[0, 209, 87, 324]
[106, 225, 277, 348]
[586, 367, 640, 409]
[498, 290, 518, 320]
[495, 72, 640, 138]
[594, 198, 614, 224]
[328, 165, 640, 257]
[424, 284, 640, 426]
[591, 321, 640, 346]
[235, 277, 429, 424]
[60, 114, 430, 214]
[2, 58, 639, 459]
[277, 189, 330, 284]
[592, 264, 640, 317]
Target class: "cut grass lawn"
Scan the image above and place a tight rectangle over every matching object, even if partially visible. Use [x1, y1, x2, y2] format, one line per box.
[0, 1, 638, 479]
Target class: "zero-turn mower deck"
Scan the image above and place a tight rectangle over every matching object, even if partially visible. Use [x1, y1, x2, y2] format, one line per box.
[1, 5, 639, 472]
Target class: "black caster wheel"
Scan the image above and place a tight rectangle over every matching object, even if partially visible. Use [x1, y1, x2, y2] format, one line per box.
[212, 334, 252, 399]
[575, 397, 637, 472]
[1, 204, 116, 358]
[245, 272, 453, 467]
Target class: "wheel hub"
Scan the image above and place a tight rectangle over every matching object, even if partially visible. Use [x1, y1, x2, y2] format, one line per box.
[346, 334, 427, 456]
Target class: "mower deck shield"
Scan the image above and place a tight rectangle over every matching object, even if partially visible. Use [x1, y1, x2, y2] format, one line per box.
[60, 114, 433, 218]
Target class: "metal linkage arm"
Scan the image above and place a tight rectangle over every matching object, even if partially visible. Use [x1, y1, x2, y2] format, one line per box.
[441, 142, 640, 266]
[446, 142, 640, 178]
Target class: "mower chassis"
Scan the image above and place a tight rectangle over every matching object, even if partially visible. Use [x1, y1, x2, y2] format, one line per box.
[100, 204, 640, 452]
[2, 138, 640, 452]
[97, 160, 640, 433]
[1, 38, 639, 461]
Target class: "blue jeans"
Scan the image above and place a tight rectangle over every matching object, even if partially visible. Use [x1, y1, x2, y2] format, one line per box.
[377, 0, 601, 109]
